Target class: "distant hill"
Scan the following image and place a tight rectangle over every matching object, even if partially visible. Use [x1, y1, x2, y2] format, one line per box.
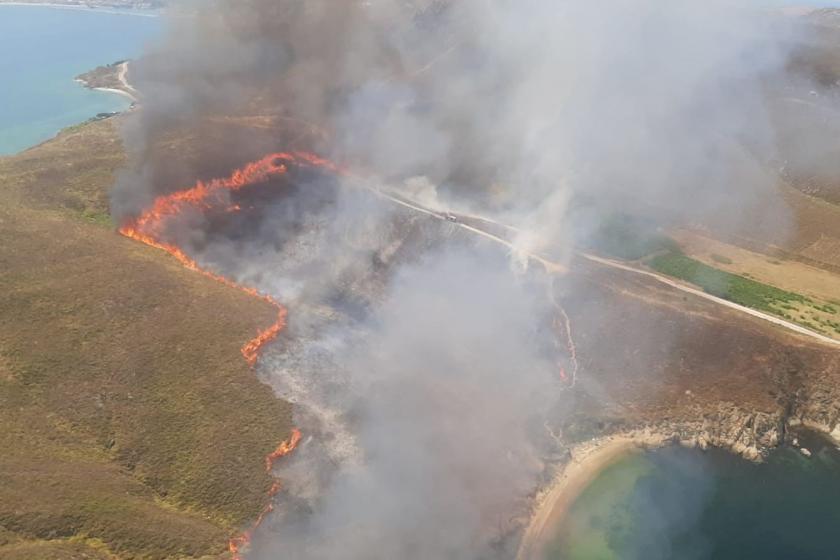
[808, 7, 840, 28]
[0, 0, 166, 9]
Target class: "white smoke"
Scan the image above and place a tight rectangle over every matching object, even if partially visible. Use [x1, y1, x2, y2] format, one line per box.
[113, 0, 824, 558]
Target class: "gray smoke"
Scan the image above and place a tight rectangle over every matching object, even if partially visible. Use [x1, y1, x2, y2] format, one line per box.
[110, 1, 831, 558]
[250, 249, 558, 560]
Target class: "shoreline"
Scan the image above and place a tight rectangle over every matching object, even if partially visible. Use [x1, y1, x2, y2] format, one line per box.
[75, 61, 138, 102]
[2, 62, 137, 159]
[91, 86, 135, 100]
[516, 432, 669, 560]
[516, 420, 840, 560]
[0, 2, 160, 17]
[75, 79, 136, 101]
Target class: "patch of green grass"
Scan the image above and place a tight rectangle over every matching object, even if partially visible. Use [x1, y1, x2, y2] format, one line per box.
[649, 251, 809, 315]
[81, 209, 112, 227]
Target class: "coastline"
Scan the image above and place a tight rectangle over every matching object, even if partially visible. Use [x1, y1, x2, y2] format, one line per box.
[0, 3, 158, 156]
[0, 2, 160, 17]
[75, 61, 138, 102]
[517, 432, 669, 560]
[2, 64, 137, 158]
[516, 417, 840, 560]
[90, 86, 135, 100]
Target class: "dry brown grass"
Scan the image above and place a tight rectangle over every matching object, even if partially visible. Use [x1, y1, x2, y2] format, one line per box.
[557, 255, 840, 441]
[669, 230, 840, 302]
[0, 539, 114, 560]
[670, 229, 840, 338]
[0, 118, 292, 559]
[691, 184, 840, 274]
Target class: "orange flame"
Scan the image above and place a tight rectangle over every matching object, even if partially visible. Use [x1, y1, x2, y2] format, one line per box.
[118, 151, 340, 367]
[229, 428, 303, 560]
[265, 427, 303, 472]
[118, 152, 334, 559]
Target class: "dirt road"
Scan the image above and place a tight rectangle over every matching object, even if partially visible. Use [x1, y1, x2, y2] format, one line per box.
[581, 252, 840, 347]
[366, 182, 840, 348]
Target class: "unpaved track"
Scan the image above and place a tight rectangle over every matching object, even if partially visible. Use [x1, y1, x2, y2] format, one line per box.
[364, 182, 840, 348]
[117, 61, 138, 98]
[360, 182, 568, 274]
[580, 253, 840, 347]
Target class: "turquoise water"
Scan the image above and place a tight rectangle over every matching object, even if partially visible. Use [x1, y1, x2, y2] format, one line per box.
[550, 432, 840, 560]
[0, 6, 161, 155]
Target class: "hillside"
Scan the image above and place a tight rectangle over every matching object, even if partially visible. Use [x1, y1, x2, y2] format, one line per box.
[774, 11, 840, 206]
[0, 118, 292, 559]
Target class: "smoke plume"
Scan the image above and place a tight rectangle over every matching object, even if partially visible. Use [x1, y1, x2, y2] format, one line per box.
[111, 1, 830, 558]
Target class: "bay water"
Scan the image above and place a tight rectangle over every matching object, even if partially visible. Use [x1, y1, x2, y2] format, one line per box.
[549, 432, 840, 560]
[0, 5, 160, 155]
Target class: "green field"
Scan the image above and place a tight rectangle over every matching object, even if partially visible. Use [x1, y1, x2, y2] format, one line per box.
[646, 250, 840, 336]
[648, 251, 809, 314]
[587, 214, 840, 336]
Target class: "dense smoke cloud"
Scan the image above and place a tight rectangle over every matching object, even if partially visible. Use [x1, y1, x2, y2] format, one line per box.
[115, 0, 801, 243]
[248, 250, 558, 560]
[111, 1, 824, 558]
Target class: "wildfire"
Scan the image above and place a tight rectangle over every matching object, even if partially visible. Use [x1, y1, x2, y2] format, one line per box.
[118, 152, 333, 559]
[548, 280, 579, 388]
[265, 427, 303, 472]
[118, 151, 339, 366]
[555, 303, 579, 387]
[229, 428, 304, 560]
[120, 151, 340, 244]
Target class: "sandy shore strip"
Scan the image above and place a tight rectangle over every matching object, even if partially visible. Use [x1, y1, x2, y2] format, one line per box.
[517, 431, 669, 560]
[75, 61, 138, 102]
[91, 86, 135, 100]
[96, 61, 138, 101]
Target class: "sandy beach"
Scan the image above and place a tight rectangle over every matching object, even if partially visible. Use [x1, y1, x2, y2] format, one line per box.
[102, 60, 138, 101]
[517, 432, 669, 560]
[75, 61, 138, 102]
[91, 86, 134, 100]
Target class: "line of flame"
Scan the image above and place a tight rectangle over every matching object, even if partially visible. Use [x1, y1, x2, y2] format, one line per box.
[229, 428, 303, 559]
[118, 151, 335, 559]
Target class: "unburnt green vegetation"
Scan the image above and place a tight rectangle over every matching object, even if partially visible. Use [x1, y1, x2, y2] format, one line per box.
[587, 212, 840, 337]
[76, 61, 127, 92]
[649, 251, 808, 314]
[649, 251, 840, 336]
[0, 118, 292, 558]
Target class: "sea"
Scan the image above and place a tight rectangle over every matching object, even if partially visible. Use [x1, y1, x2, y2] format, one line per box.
[549, 430, 840, 560]
[0, 5, 161, 155]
